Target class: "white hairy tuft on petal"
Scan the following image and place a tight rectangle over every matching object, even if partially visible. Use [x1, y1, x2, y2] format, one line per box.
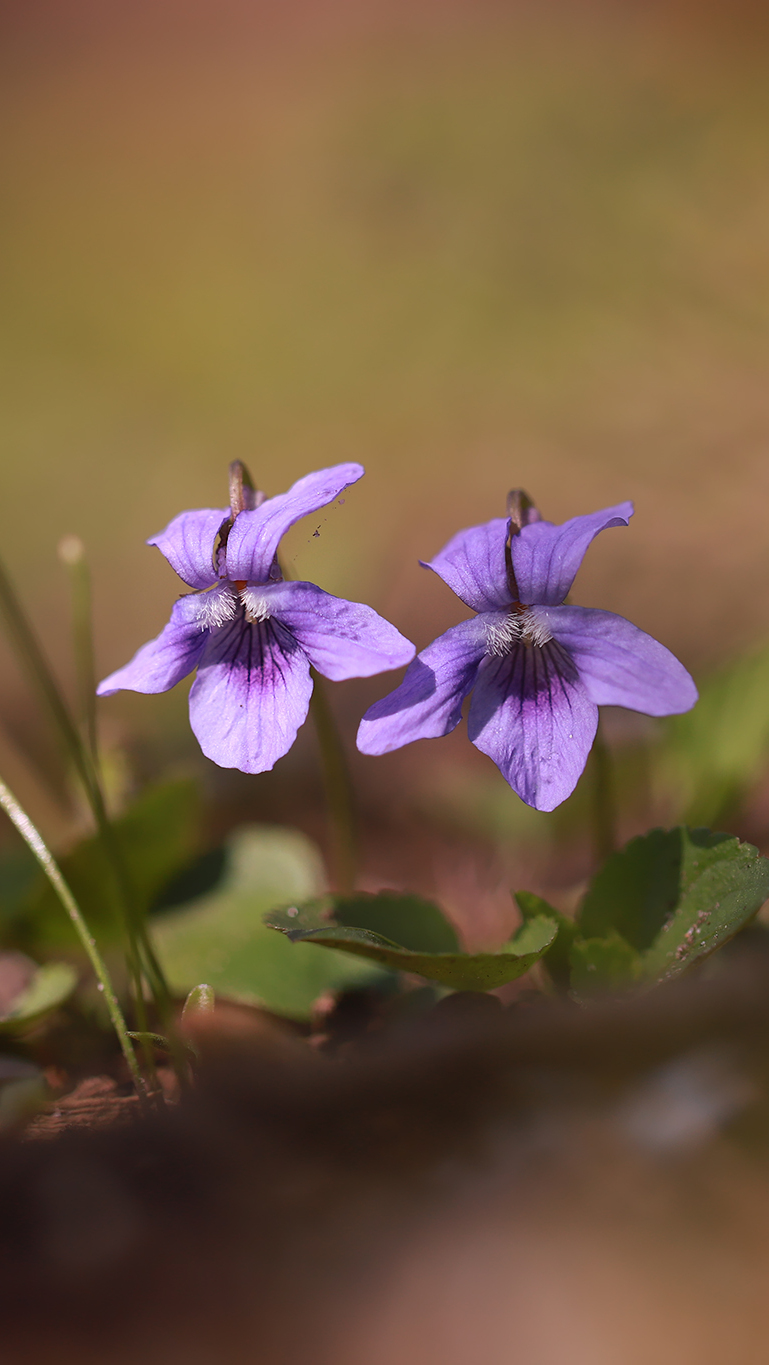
[486, 607, 553, 656]
[195, 584, 238, 630]
[240, 586, 272, 624]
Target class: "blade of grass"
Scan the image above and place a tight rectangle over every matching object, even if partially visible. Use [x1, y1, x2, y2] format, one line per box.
[0, 552, 168, 1076]
[0, 774, 145, 1097]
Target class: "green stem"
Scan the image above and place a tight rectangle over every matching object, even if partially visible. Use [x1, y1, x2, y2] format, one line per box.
[58, 535, 99, 769]
[0, 774, 145, 1097]
[590, 717, 617, 866]
[309, 670, 358, 896]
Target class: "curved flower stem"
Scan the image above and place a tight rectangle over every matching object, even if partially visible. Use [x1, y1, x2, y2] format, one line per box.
[277, 555, 358, 894]
[0, 775, 145, 1098]
[0, 554, 170, 1049]
[590, 716, 617, 866]
[309, 670, 358, 896]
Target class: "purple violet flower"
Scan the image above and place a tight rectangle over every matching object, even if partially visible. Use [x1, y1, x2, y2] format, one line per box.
[357, 492, 697, 811]
[98, 462, 415, 773]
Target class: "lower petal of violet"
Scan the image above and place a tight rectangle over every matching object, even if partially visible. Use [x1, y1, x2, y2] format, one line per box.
[356, 617, 487, 755]
[189, 615, 313, 773]
[539, 605, 698, 716]
[96, 595, 211, 696]
[251, 580, 415, 680]
[467, 641, 598, 811]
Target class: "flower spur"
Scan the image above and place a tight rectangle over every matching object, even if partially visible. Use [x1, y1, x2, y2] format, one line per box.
[98, 462, 415, 773]
[357, 491, 697, 811]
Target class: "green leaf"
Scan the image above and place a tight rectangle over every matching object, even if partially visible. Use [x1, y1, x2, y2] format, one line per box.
[16, 779, 201, 954]
[577, 826, 769, 979]
[152, 826, 387, 1019]
[308, 890, 460, 953]
[266, 900, 557, 992]
[127, 1030, 171, 1051]
[515, 890, 577, 992]
[569, 930, 641, 997]
[507, 910, 558, 955]
[578, 828, 688, 950]
[0, 961, 77, 1032]
[639, 830, 769, 982]
[182, 983, 215, 1018]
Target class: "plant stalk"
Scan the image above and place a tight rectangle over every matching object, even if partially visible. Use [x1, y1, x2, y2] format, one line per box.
[590, 717, 617, 866]
[0, 775, 145, 1096]
[309, 669, 358, 896]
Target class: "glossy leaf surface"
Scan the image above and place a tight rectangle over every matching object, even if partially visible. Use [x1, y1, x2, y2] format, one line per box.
[266, 897, 557, 991]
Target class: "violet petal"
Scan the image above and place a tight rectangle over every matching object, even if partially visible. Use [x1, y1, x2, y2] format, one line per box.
[541, 605, 698, 715]
[96, 594, 214, 696]
[189, 616, 313, 773]
[467, 642, 598, 810]
[225, 463, 364, 584]
[512, 502, 634, 606]
[421, 518, 511, 612]
[357, 617, 488, 755]
[148, 507, 227, 589]
[247, 580, 415, 680]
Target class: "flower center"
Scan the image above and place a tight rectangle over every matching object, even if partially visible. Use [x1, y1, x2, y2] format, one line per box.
[239, 585, 272, 623]
[486, 605, 552, 656]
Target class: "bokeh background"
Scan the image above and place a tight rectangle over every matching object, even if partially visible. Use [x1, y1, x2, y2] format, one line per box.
[3, 0, 769, 944]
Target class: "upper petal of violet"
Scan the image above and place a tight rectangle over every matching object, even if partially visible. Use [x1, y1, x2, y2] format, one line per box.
[357, 616, 488, 755]
[248, 580, 415, 680]
[147, 507, 228, 589]
[224, 463, 365, 584]
[512, 501, 634, 606]
[422, 518, 511, 613]
[540, 604, 698, 715]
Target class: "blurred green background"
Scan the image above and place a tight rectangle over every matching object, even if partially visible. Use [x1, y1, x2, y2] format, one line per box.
[3, 0, 769, 949]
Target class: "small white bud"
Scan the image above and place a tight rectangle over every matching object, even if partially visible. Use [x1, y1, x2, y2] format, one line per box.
[57, 534, 85, 566]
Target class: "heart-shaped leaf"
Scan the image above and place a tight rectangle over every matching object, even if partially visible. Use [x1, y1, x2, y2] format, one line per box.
[639, 830, 769, 982]
[266, 895, 557, 992]
[579, 827, 688, 950]
[571, 827, 769, 992]
[569, 931, 641, 997]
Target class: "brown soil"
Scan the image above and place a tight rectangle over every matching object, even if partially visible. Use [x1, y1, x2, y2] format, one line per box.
[3, 956, 769, 1363]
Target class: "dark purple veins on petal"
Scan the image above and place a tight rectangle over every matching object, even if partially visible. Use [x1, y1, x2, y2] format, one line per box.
[467, 637, 598, 811]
